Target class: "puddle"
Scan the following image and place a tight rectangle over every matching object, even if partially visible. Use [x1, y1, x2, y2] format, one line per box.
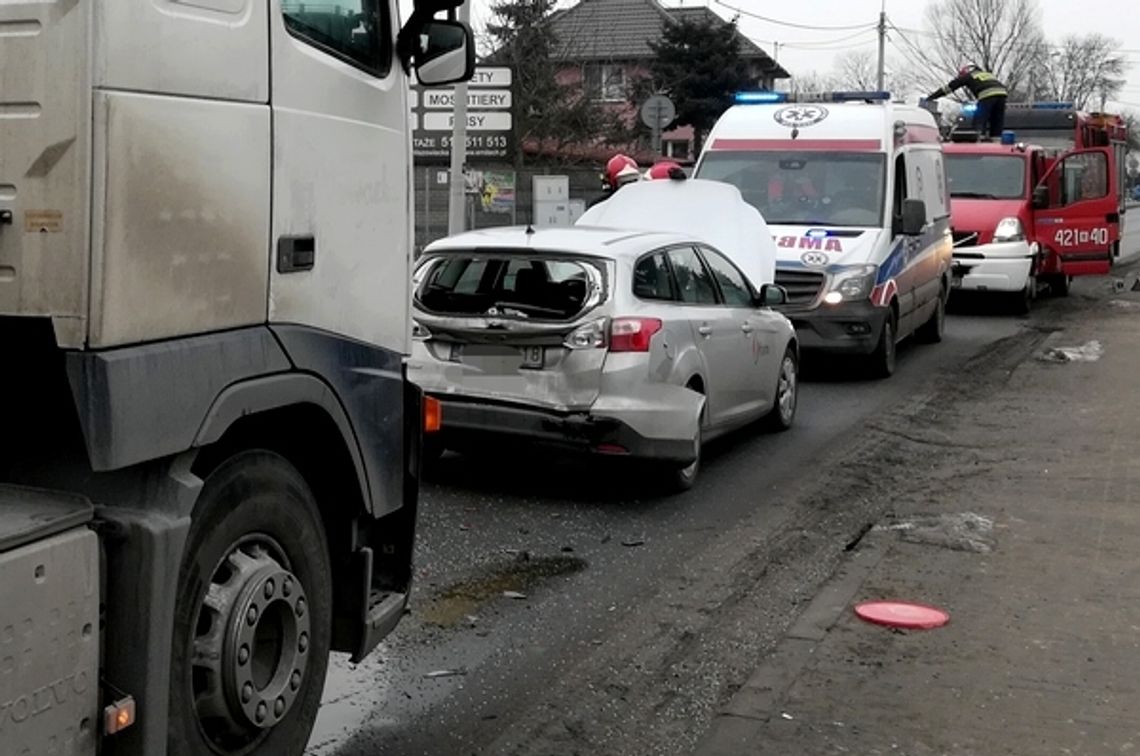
[876, 512, 996, 553]
[1037, 340, 1103, 363]
[420, 554, 588, 627]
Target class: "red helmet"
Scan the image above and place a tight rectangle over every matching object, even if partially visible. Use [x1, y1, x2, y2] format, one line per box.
[644, 161, 685, 180]
[605, 154, 640, 188]
[959, 64, 976, 77]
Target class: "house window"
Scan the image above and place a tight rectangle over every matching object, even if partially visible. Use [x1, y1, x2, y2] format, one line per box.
[584, 64, 626, 101]
[664, 140, 690, 160]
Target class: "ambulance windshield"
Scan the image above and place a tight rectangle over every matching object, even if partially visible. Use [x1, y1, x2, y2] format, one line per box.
[695, 151, 886, 228]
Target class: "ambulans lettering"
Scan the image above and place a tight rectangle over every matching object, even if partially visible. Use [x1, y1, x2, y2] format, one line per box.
[771, 235, 844, 254]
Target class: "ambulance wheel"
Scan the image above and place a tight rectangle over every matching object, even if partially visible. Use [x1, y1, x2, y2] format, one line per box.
[916, 282, 946, 343]
[868, 310, 897, 379]
[170, 451, 332, 756]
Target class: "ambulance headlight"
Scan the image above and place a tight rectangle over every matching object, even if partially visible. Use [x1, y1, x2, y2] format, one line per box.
[825, 265, 878, 303]
[992, 217, 1025, 242]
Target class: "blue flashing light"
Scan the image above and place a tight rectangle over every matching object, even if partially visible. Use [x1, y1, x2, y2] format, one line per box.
[734, 91, 787, 104]
[805, 229, 830, 238]
[1000, 130, 1016, 145]
[960, 103, 978, 116]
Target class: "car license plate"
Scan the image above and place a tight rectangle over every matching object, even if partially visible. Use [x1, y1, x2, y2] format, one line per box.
[520, 345, 544, 369]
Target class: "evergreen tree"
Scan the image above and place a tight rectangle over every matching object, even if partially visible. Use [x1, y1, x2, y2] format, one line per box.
[649, 16, 759, 154]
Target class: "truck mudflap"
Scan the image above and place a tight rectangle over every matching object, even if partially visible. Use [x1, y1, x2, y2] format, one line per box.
[0, 485, 99, 755]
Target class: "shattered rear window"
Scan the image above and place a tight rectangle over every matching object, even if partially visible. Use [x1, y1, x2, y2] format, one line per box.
[415, 254, 603, 321]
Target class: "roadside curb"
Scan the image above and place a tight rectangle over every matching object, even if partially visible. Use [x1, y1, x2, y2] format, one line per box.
[695, 538, 889, 755]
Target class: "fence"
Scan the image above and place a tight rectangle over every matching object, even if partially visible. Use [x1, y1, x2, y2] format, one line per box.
[413, 163, 605, 253]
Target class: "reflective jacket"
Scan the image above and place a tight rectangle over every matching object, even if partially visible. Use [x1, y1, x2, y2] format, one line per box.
[930, 68, 1008, 100]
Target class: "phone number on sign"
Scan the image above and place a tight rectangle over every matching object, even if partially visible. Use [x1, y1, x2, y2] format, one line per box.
[414, 135, 510, 150]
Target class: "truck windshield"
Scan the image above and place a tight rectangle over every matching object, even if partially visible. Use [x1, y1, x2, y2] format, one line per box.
[945, 154, 1026, 199]
[695, 151, 886, 227]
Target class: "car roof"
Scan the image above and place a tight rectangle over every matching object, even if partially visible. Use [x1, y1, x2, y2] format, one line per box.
[423, 225, 697, 258]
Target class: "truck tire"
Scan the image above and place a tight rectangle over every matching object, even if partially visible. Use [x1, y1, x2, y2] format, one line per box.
[868, 309, 897, 379]
[1047, 274, 1071, 297]
[169, 451, 332, 756]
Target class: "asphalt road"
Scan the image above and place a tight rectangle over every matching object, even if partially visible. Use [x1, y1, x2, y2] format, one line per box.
[306, 302, 1035, 756]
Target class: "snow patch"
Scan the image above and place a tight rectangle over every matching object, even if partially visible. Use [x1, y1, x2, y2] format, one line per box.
[1037, 340, 1104, 363]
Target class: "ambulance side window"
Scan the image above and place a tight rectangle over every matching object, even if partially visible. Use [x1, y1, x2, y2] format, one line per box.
[891, 154, 908, 236]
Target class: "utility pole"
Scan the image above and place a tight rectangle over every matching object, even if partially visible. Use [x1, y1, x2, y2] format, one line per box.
[876, 3, 887, 91]
[447, 0, 471, 236]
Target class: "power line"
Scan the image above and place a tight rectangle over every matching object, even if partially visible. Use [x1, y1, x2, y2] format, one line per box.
[712, 0, 876, 32]
[781, 28, 879, 50]
[891, 24, 1140, 55]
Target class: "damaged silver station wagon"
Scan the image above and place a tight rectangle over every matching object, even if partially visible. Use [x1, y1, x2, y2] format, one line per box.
[408, 180, 798, 492]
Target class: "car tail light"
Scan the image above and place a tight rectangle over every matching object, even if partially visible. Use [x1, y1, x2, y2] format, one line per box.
[609, 317, 663, 353]
[564, 318, 607, 350]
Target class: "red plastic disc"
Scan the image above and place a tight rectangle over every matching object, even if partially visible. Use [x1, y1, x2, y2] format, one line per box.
[855, 600, 950, 630]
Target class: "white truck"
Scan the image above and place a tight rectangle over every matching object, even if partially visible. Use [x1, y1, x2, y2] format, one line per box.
[0, 2, 473, 754]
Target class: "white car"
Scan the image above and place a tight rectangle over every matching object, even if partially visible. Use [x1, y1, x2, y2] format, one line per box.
[409, 180, 797, 492]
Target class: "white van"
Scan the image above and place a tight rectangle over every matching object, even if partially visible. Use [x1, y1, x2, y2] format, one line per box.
[693, 91, 953, 377]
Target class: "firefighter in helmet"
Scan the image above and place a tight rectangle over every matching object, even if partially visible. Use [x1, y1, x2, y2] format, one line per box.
[927, 64, 1009, 139]
[643, 160, 686, 181]
[587, 154, 641, 208]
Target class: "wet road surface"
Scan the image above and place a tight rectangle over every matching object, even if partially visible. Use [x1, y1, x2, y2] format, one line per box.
[307, 304, 1033, 756]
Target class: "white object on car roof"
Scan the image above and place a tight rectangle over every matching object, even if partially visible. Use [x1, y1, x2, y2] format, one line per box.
[575, 178, 777, 290]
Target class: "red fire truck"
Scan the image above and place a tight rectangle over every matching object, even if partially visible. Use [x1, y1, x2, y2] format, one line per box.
[946, 102, 1130, 307]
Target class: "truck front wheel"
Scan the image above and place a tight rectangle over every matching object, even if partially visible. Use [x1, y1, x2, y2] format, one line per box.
[170, 451, 332, 756]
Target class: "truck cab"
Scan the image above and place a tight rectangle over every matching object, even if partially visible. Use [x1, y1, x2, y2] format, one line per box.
[0, 2, 472, 755]
[945, 129, 1124, 309]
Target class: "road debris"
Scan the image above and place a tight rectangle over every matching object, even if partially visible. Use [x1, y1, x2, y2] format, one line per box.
[502, 590, 527, 600]
[876, 512, 995, 553]
[1038, 339, 1103, 363]
[855, 600, 950, 630]
[621, 536, 646, 547]
[423, 668, 468, 679]
[781, 712, 795, 720]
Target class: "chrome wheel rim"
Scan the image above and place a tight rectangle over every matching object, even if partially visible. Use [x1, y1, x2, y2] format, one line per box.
[777, 356, 797, 423]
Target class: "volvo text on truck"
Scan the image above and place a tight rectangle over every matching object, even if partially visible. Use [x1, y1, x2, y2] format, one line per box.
[0, 1, 473, 754]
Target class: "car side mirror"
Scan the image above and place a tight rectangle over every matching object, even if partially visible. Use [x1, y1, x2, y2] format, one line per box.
[901, 198, 926, 236]
[757, 284, 788, 308]
[410, 20, 475, 86]
[1032, 185, 1049, 209]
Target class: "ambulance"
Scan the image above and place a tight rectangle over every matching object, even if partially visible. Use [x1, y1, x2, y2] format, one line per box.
[693, 91, 953, 377]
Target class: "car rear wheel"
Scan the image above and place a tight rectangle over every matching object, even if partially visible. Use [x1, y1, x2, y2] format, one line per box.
[661, 431, 701, 494]
[762, 347, 798, 431]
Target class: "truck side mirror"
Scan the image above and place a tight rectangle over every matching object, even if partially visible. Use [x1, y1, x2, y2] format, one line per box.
[411, 20, 475, 86]
[901, 198, 926, 236]
[757, 284, 788, 307]
[1032, 185, 1049, 209]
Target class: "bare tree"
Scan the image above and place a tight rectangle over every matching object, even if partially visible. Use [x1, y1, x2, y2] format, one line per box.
[1036, 34, 1127, 109]
[924, 0, 1049, 100]
[788, 70, 841, 96]
[832, 49, 921, 97]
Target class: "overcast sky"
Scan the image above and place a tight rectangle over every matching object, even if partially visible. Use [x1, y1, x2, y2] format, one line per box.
[445, 0, 1140, 112]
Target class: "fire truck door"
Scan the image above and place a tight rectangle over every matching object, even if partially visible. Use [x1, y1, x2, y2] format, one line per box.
[1032, 147, 1119, 276]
